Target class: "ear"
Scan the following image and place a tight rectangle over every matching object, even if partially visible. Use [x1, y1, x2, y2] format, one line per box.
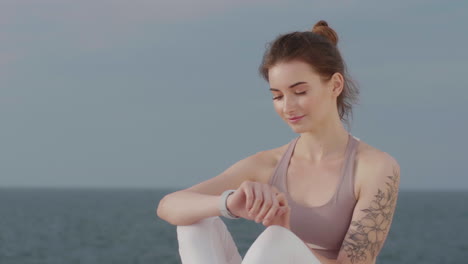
[330, 72, 344, 97]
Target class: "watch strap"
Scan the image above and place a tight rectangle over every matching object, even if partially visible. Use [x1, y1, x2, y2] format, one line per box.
[219, 189, 240, 219]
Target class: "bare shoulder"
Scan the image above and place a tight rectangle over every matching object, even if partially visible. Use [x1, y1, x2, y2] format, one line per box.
[182, 140, 290, 196]
[354, 139, 401, 199]
[251, 142, 291, 184]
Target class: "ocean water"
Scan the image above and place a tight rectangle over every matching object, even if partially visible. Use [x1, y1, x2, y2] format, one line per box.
[0, 188, 467, 264]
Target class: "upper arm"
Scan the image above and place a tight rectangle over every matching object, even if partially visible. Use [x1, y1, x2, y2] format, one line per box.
[182, 150, 272, 196]
[336, 153, 401, 264]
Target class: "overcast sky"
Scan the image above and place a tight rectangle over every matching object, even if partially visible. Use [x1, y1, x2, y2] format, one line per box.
[1, 0, 467, 190]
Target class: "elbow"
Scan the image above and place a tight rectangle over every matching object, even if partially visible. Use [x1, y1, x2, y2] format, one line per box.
[157, 193, 183, 226]
[156, 194, 172, 223]
[156, 192, 199, 226]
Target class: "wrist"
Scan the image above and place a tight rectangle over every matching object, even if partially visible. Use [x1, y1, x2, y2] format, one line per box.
[226, 194, 233, 212]
[219, 190, 240, 219]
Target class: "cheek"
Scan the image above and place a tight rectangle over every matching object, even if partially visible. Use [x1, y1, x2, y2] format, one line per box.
[273, 102, 283, 115]
[299, 96, 317, 111]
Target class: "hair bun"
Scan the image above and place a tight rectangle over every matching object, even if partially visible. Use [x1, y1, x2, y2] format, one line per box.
[313, 20, 329, 28]
[311, 20, 338, 46]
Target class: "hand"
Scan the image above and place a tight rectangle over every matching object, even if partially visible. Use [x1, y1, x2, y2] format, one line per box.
[226, 181, 290, 227]
[265, 192, 291, 230]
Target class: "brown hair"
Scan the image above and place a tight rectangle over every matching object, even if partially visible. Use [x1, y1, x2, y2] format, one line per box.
[258, 20, 360, 129]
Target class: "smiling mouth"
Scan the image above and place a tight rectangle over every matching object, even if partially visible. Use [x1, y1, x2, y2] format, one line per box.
[288, 115, 305, 121]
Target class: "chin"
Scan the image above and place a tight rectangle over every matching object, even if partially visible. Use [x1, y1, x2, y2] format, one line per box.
[288, 124, 308, 133]
[292, 128, 307, 133]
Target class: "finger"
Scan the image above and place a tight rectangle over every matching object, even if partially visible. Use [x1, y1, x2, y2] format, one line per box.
[262, 190, 279, 225]
[270, 185, 279, 194]
[276, 192, 289, 207]
[276, 205, 288, 216]
[244, 183, 254, 211]
[274, 193, 289, 216]
[256, 185, 273, 223]
[249, 183, 262, 217]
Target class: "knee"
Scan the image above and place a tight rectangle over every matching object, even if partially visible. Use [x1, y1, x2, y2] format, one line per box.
[243, 225, 298, 263]
[251, 225, 294, 249]
[176, 216, 222, 239]
[260, 225, 294, 241]
[253, 225, 306, 251]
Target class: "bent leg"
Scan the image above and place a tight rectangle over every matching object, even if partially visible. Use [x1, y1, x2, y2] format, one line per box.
[242, 225, 322, 264]
[176, 216, 242, 264]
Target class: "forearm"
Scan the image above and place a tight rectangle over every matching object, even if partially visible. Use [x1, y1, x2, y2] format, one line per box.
[157, 190, 222, 226]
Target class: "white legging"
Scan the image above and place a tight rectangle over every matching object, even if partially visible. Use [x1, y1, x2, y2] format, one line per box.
[176, 216, 323, 264]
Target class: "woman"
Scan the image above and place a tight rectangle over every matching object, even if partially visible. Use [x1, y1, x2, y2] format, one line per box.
[157, 20, 401, 264]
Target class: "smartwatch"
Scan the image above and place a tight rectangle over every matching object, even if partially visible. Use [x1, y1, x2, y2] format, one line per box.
[219, 189, 240, 219]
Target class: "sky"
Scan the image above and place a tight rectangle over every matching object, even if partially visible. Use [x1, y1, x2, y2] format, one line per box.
[1, 0, 467, 190]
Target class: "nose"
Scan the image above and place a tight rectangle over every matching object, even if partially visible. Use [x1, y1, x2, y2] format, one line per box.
[282, 96, 297, 116]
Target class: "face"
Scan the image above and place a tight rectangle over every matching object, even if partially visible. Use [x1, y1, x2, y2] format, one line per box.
[268, 60, 343, 133]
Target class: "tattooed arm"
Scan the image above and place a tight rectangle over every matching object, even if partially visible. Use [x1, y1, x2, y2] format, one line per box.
[336, 153, 401, 264]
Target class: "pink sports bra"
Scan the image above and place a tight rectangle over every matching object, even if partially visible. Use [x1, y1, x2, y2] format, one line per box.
[268, 133, 360, 259]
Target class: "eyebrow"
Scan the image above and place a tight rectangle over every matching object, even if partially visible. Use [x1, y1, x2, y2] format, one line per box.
[269, 82, 307, 91]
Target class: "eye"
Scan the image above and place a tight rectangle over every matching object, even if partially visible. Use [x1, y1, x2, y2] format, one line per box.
[272, 91, 306, 101]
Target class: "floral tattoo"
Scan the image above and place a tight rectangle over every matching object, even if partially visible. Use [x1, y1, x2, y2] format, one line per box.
[340, 166, 400, 263]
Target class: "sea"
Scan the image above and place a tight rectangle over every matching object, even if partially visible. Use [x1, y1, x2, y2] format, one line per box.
[0, 188, 467, 264]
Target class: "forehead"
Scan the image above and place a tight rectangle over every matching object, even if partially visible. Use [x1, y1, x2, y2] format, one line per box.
[268, 60, 321, 88]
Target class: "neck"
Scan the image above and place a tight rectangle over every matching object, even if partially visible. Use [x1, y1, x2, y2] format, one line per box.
[295, 119, 350, 164]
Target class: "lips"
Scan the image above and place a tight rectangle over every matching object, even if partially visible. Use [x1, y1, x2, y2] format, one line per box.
[288, 115, 305, 121]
